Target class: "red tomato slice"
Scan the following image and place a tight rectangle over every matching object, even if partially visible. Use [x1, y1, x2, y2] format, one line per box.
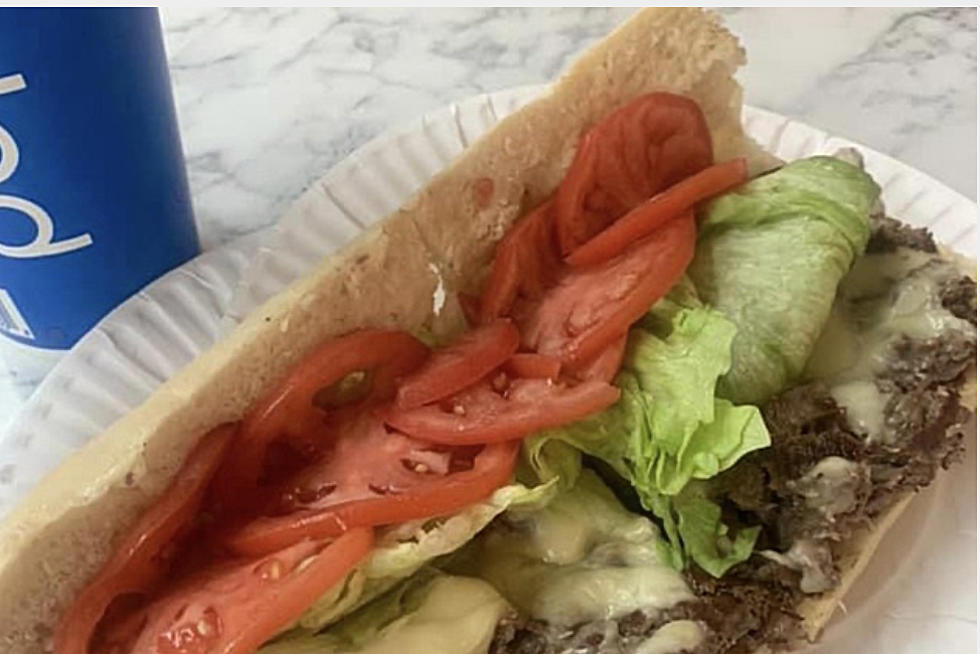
[554, 93, 712, 254]
[570, 334, 628, 383]
[479, 200, 562, 322]
[91, 600, 150, 654]
[54, 424, 237, 654]
[210, 330, 429, 513]
[223, 413, 517, 556]
[505, 353, 562, 380]
[384, 378, 619, 445]
[521, 212, 695, 368]
[396, 319, 519, 410]
[567, 158, 747, 267]
[127, 530, 372, 654]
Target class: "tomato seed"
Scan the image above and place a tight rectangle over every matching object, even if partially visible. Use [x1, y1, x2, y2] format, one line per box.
[256, 559, 283, 581]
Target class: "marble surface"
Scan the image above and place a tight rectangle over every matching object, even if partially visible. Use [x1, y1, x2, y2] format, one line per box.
[0, 7, 976, 431]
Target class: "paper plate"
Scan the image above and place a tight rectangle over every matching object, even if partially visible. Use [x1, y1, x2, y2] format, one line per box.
[0, 86, 974, 653]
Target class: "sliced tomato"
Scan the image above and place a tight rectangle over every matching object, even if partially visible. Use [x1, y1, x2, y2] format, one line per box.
[91, 600, 150, 654]
[127, 530, 372, 654]
[54, 423, 237, 654]
[570, 334, 628, 383]
[567, 158, 747, 267]
[554, 93, 712, 254]
[479, 200, 562, 322]
[210, 330, 429, 513]
[384, 377, 619, 445]
[505, 353, 562, 380]
[396, 319, 519, 410]
[521, 212, 695, 368]
[223, 413, 517, 556]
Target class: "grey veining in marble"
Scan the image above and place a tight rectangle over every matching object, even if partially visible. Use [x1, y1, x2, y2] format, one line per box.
[0, 7, 975, 433]
[161, 7, 636, 250]
[162, 7, 975, 254]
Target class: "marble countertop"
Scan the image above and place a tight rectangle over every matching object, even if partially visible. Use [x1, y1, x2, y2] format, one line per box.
[162, 6, 976, 251]
[0, 7, 976, 432]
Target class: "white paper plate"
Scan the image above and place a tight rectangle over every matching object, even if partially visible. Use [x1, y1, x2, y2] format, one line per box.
[0, 86, 974, 653]
[0, 229, 269, 512]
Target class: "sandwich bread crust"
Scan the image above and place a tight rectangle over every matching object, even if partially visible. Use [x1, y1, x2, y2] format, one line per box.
[0, 9, 764, 653]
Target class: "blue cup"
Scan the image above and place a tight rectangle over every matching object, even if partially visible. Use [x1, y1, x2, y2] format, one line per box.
[0, 8, 199, 351]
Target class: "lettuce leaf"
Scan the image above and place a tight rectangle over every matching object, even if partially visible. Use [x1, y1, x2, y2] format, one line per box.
[678, 399, 771, 483]
[519, 438, 582, 492]
[526, 281, 770, 575]
[690, 156, 878, 404]
[649, 481, 761, 577]
[293, 480, 556, 632]
[624, 300, 741, 496]
[325, 569, 441, 649]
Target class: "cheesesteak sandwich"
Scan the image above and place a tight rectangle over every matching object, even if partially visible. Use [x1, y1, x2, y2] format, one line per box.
[0, 8, 975, 654]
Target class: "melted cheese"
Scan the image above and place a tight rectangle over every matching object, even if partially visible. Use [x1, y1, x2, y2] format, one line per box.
[460, 471, 693, 625]
[793, 456, 866, 518]
[636, 620, 705, 654]
[479, 557, 693, 625]
[806, 248, 975, 443]
[259, 576, 508, 654]
[761, 539, 836, 594]
[526, 498, 595, 564]
[352, 576, 508, 654]
[828, 381, 887, 442]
